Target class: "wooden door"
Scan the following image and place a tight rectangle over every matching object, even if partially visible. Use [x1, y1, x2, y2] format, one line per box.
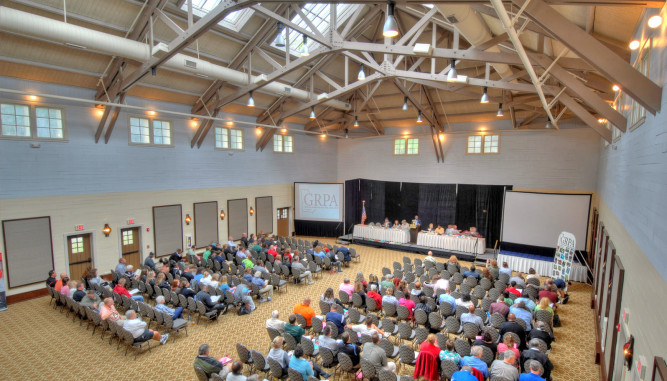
[277, 207, 290, 237]
[68, 233, 92, 281]
[120, 227, 141, 269]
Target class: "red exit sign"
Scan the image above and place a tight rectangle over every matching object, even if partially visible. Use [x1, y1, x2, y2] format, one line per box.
[75, 225, 84, 231]
[128, 219, 135, 224]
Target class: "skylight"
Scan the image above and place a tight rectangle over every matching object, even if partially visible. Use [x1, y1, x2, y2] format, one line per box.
[181, 0, 254, 32]
[271, 3, 360, 56]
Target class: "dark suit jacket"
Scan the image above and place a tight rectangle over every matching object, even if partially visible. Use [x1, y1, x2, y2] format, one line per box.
[196, 290, 217, 310]
[340, 342, 361, 366]
[181, 287, 196, 299]
[499, 321, 527, 350]
[528, 329, 554, 349]
[520, 348, 553, 381]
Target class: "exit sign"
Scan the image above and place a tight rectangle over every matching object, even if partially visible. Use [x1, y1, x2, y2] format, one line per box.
[128, 219, 135, 224]
[75, 225, 84, 231]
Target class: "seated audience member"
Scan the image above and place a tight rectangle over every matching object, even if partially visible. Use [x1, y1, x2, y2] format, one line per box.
[241, 257, 254, 270]
[424, 251, 438, 266]
[539, 285, 559, 305]
[440, 338, 461, 365]
[445, 225, 459, 235]
[521, 341, 553, 381]
[291, 256, 314, 285]
[83, 267, 104, 287]
[240, 233, 249, 248]
[354, 282, 366, 305]
[99, 297, 123, 322]
[180, 280, 197, 299]
[169, 248, 183, 263]
[339, 278, 355, 297]
[226, 361, 246, 381]
[54, 272, 68, 292]
[293, 298, 316, 326]
[528, 322, 554, 350]
[490, 350, 520, 381]
[451, 366, 478, 381]
[251, 271, 273, 303]
[473, 331, 498, 358]
[284, 314, 306, 345]
[233, 283, 255, 312]
[534, 297, 554, 316]
[486, 259, 500, 279]
[515, 296, 537, 312]
[72, 282, 86, 302]
[81, 289, 102, 311]
[520, 361, 546, 381]
[410, 281, 425, 297]
[461, 305, 484, 334]
[380, 275, 394, 293]
[439, 289, 457, 311]
[497, 333, 520, 364]
[254, 260, 269, 275]
[425, 223, 435, 232]
[510, 273, 526, 287]
[463, 265, 481, 280]
[196, 284, 227, 316]
[347, 319, 386, 338]
[429, 275, 450, 293]
[155, 272, 171, 290]
[67, 280, 78, 297]
[59, 277, 71, 296]
[46, 270, 57, 288]
[124, 264, 138, 279]
[415, 333, 441, 380]
[236, 247, 249, 260]
[460, 346, 489, 379]
[500, 313, 528, 350]
[398, 291, 415, 319]
[526, 268, 539, 280]
[510, 301, 533, 332]
[362, 332, 397, 373]
[506, 281, 522, 297]
[194, 344, 233, 379]
[321, 287, 344, 308]
[289, 346, 331, 380]
[455, 293, 474, 308]
[313, 246, 326, 259]
[337, 245, 352, 263]
[115, 258, 127, 275]
[366, 285, 383, 308]
[326, 250, 343, 273]
[499, 262, 513, 277]
[227, 236, 237, 248]
[155, 295, 184, 319]
[268, 245, 280, 260]
[325, 304, 347, 334]
[318, 326, 342, 355]
[266, 310, 286, 334]
[382, 288, 399, 307]
[489, 295, 510, 318]
[144, 252, 156, 270]
[242, 268, 254, 283]
[268, 337, 290, 376]
[434, 225, 445, 235]
[123, 309, 168, 345]
[113, 278, 144, 302]
[446, 255, 460, 272]
[340, 331, 361, 366]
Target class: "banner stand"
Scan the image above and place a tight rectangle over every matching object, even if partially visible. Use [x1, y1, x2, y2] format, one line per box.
[553, 232, 576, 282]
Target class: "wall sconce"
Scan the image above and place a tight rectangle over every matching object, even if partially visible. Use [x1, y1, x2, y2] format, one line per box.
[624, 335, 634, 371]
[220, 210, 226, 220]
[103, 224, 112, 237]
[185, 214, 192, 225]
[249, 207, 255, 216]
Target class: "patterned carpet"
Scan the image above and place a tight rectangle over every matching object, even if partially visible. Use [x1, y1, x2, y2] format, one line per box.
[0, 237, 598, 380]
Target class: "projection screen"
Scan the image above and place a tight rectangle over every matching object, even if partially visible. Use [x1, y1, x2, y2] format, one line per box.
[502, 191, 590, 250]
[294, 182, 344, 222]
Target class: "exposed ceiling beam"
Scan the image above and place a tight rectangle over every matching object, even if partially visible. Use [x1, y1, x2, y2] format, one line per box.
[250, 0, 665, 7]
[512, 0, 662, 114]
[558, 93, 612, 142]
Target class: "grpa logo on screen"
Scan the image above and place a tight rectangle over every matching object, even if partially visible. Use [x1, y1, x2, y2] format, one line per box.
[300, 189, 339, 216]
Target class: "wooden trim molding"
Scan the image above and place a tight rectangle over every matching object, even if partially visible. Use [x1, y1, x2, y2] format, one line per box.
[7, 288, 49, 304]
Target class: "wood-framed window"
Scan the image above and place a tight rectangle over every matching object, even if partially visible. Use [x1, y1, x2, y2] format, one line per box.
[467, 134, 500, 154]
[273, 134, 293, 153]
[1, 102, 67, 140]
[393, 137, 419, 155]
[629, 39, 650, 130]
[215, 127, 244, 150]
[128, 116, 172, 146]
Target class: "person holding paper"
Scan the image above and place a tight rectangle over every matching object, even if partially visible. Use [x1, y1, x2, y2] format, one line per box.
[113, 278, 144, 302]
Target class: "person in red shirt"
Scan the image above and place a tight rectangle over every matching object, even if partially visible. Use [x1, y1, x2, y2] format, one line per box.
[415, 334, 441, 381]
[366, 285, 383, 309]
[539, 285, 558, 304]
[506, 281, 522, 297]
[113, 278, 144, 302]
[268, 245, 280, 259]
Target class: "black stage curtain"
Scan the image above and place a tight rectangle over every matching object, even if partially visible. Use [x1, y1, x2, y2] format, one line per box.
[417, 183, 457, 227]
[344, 179, 361, 234]
[384, 181, 402, 223]
[400, 182, 421, 221]
[456, 184, 510, 248]
[363, 179, 386, 224]
[294, 220, 343, 237]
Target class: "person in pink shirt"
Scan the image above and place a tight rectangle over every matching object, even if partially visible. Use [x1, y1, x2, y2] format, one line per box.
[99, 297, 122, 322]
[496, 333, 520, 365]
[339, 278, 355, 297]
[399, 291, 416, 319]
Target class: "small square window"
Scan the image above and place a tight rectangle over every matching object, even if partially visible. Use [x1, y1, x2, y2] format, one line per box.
[230, 129, 244, 150]
[273, 135, 283, 152]
[406, 138, 419, 155]
[394, 138, 406, 155]
[274, 134, 293, 153]
[70, 237, 84, 254]
[483, 135, 499, 154]
[130, 117, 150, 144]
[215, 127, 229, 149]
[122, 230, 134, 246]
[467, 135, 482, 154]
[284, 135, 293, 153]
[153, 120, 171, 145]
[1, 103, 32, 137]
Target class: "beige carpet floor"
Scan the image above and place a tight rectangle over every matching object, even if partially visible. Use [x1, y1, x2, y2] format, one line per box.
[0, 236, 598, 380]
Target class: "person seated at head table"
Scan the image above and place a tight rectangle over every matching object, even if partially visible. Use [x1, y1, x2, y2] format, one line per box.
[382, 218, 391, 228]
[392, 220, 400, 228]
[445, 225, 460, 235]
[464, 226, 482, 238]
[400, 220, 410, 231]
[425, 223, 434, 232]
[434, 225, 445, 235]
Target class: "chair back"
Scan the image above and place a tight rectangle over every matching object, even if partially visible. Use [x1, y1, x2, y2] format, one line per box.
[490, 312, 506, 329]
[360, 358, 377, 378]
[236, 343, 251, 365]
[414, 309, 428, 326]
[455, 305, 468, 320]
[398, 322, 414, 341]
[267, 327, 281, 342]
[288, 368, 303, 381]
[414, 327, 429, 346]
[440, 358, 459, 379]
[396, 304, 410, 321]
[319, 346, 336, 367]
[282, 333, 297, 351]
[338, 352, 355, 372]
[267, 358, 284, 379]
[338, 290, 350, 305]
[366, 296, 378, 312]
[439, 301, 454, 317]
[352, 293, 364, 308]
[295, 313, 308, 328]
[462, 323, 479, 341]
[193, 366, 209, 381]
[383, 302, 397, 317]
[482, 326, 499, 343]
[381, 318, 396, 335]
[398, 344, 416, 365]
[480, 345, 495, 366]
[348, 308, 364, 324]
[454, 338, 471, 357]
[428, 312, 443, 329]
[301, 336, 316, 356]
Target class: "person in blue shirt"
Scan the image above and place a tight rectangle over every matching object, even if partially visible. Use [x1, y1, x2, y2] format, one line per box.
[460, 346, 489, 379]
[452, 366, 479, 381]
[289, 346, 331, 380]
[510, 301, 533, 331]
[463, 265, 481, 280]
[499, 262, 513, 277]
[325, 304, 347, 334]
[515, 297, 536, 312]
[439, 289, 457, 311]
[519, 360, 547, 381]
[337, 245, 351, 263]
[313, 246, 326, 259]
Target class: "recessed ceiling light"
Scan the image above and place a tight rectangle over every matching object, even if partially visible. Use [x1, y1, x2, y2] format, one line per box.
[629, 40, 640, 50]
[648, 15, 662, 28]
[612, 85, 620, 92]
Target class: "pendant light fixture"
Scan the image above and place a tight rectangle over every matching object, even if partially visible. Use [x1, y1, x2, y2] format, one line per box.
[354, 116, 359, 127]
[480, 87, 489, 103]
[497, 103, 504, 117]
[300, 34, 309, 56]
[358, 64, 366, 81]
[382, 1, 399, 38]
[345, 128, 349, 139]
[402, 97, 408, 111]
[417, 111, 423, 123]
[247, 91, 255, 107]
[309, 106, 316, 119]
[446, 59, 457, 82]
[274, 22, 286, 47]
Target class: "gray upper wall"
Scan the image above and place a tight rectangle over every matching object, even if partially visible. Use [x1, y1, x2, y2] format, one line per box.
[337, 128, 601, 190]
[0, 77, 338, 199]
[596, 10, 667, 281]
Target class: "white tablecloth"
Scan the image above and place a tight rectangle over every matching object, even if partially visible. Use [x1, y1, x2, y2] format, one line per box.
[417, 233, 486, 255]
[353, 225, 410, 243]
[497, 253, 587, 283]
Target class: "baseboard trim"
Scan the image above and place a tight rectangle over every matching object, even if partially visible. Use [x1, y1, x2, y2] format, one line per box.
[7, 288, 49, 304]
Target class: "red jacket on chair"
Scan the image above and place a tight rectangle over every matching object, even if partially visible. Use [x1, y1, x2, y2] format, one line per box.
[414, 342, 441, 381]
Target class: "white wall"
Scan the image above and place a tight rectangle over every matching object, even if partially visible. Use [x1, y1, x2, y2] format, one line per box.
[337, 127, 601, 191]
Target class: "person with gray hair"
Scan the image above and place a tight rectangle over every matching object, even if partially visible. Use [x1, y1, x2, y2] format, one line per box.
[122, 309, 168, 345]
[290, 256, 314, 284]
[265, 310, 286, 334]
[519, 360, 546, 381]
[155, 294, 184, 319]
[490, 350, 520, 380]
[251, 270, 273, 302]
[194, 343, 234, 378]
[528, 321, 554, 350]
[460, 345, 489, 379]
[362, 331, 396, 373]
[520, 339, 553, 381]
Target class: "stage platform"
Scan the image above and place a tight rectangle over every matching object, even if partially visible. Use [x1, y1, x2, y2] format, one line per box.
[337, 234, 494, 264]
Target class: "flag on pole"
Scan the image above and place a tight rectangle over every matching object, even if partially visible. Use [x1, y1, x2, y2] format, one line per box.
[361, 201, 367, 225]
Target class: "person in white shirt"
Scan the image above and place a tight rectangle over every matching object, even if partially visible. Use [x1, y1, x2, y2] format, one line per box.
[123, 309, 168, 344]
[427, 275, 450, 293]
[400, 220, 410, 231]
[227, 236, 237, 248]
[347, 319, 387, 338]
[424, 251, 438, 266]
[266, 310, 287, 334]
[455, 294, 474, 308]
